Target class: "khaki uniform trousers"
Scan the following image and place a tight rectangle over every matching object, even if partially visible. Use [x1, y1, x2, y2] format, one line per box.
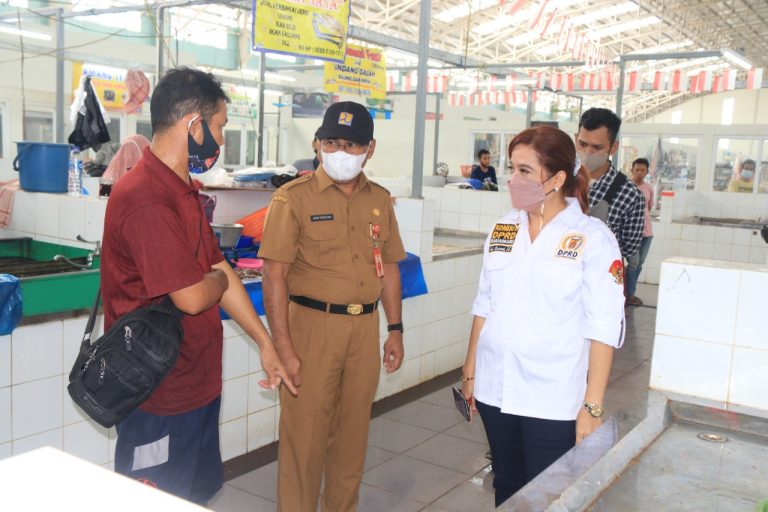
[277, 302, 381, 512]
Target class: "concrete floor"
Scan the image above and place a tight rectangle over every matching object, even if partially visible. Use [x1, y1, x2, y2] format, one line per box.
[208, 284, 658, 512]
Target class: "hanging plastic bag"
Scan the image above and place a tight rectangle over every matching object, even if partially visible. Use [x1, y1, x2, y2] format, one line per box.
[0, 274, 23, 335]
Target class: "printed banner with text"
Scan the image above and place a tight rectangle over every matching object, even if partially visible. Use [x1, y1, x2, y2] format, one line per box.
[253, 0, 350, 62]
[72, 62, 127, 111]
[323, 44, 387, 99]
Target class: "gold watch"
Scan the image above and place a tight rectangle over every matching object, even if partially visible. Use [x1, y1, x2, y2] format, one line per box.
[583, 402, 604, 418]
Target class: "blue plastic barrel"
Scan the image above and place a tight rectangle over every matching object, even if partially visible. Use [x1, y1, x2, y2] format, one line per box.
[12, 141, 71, 193]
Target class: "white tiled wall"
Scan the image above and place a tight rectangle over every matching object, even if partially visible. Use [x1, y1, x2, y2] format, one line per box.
[650, 258, 768, 411]
[0, 190, 477, 466]
[423, 186, 510, 234]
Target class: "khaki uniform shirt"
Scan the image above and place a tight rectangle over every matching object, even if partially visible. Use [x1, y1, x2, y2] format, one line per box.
[258, 167, 407, 304]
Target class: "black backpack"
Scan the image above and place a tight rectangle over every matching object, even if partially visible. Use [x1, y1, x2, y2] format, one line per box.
[67, 290, 184, 428]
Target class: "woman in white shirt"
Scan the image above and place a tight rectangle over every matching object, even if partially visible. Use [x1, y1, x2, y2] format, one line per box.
[462, 126, 625, 506]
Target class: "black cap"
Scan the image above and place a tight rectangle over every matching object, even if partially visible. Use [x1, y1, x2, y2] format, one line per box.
[316, 101, 374, 145]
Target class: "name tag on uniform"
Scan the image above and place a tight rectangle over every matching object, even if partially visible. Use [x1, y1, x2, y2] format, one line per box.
[310, 214, 334, 222]
[489, 223, 519, 253]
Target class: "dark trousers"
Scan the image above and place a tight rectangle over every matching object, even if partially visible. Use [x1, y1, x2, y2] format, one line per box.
[476, 400, 576, 507]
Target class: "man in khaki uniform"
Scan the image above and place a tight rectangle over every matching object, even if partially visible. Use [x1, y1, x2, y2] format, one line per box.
[259, 101, 407, 512]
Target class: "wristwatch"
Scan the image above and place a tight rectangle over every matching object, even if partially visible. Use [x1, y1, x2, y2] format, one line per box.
[387, 322, 404, 333]
[583, 402, 604, 418]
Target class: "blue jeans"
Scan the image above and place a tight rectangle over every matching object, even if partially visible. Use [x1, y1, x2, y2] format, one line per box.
[626, 236, 653, 296]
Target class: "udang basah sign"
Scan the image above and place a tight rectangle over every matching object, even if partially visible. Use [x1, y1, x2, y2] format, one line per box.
[253, 0, 350, 62]
[324, 44, 387, 99]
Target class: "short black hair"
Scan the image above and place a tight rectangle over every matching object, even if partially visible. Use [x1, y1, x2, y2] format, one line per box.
[632, 157, 650, 168]
[151, 67, 230, 135]
[743, 159, 756, 168]
[477, 148, 491, 159]
[578, 108, 622, 144]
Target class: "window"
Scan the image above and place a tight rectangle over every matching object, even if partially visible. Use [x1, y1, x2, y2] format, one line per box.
[760, 141, 768, 194]
[246, 130, 256, 166]
[106, 118, 121, 144]
[620, 135, 699, 206]
[470, 131, 517, 173]
[136, 120, 152, 141]
[23, 112, 54, 142]
[712, 138, 762, 193]
[224, 130, 241, 167]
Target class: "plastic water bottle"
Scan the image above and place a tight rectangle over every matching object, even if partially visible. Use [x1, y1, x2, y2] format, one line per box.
[68, 147, 82, 197]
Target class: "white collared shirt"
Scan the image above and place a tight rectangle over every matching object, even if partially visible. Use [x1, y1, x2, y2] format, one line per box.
[471, 198, 625, 420]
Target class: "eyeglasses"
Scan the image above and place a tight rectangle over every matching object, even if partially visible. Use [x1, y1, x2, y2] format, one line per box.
[320, 139, 368, 152]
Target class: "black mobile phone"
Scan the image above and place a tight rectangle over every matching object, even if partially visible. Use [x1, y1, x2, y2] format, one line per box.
[452, 386, 471, 422]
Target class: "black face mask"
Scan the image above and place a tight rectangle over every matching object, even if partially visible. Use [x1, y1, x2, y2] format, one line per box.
[188, 118, 220, 174]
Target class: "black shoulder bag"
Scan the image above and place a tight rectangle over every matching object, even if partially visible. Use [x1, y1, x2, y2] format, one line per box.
[67, 290, 184, 428]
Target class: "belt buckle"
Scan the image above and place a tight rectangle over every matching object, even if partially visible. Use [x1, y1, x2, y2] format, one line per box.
[346, 303, 363, 315]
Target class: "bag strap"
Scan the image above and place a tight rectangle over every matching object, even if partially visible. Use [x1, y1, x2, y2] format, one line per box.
[81, 287, 102, 350]
[602, 170, 627, 206]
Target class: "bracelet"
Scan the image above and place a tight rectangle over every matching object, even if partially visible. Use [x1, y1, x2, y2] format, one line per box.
[460, 376, 474, 382]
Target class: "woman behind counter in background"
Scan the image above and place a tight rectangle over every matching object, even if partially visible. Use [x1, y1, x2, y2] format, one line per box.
[461, 126, 626, 506]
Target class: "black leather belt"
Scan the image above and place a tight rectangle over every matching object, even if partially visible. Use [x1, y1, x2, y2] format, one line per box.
[289, 295, 378, 315]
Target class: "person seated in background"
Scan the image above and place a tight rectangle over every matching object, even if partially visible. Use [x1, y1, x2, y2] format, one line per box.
[728, 158, 756, 193]
[470, 148, 498, 187]
[290, 128, 320, 174]
[626, 158, 654, 306]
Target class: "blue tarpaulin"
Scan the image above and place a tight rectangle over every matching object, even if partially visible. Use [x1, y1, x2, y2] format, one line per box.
[221, 252, 428, 320]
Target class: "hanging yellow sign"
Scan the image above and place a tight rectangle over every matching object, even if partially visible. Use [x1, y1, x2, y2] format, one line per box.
[252, 0, 350, 62]
[323, 44, 387, 99]
[71, 62, 127, 111]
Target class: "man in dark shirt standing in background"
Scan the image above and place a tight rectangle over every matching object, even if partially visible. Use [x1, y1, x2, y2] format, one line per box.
[470, 148, 498, 186]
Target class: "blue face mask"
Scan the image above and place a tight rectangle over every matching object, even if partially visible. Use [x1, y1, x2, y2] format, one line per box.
[741, 170, 754, 180]
[188, 117, 220, 174]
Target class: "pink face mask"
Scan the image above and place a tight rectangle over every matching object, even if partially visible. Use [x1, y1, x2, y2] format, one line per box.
[507, 172, 555, 212]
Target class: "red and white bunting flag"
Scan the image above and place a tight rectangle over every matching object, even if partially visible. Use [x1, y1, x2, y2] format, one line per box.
[579, 73, 587, 90]
[459, 94, 466, 107]
[489, 75, 497, 92]
[747, 68, 764, 89]
[628, 70, 638, 92]
[448, 93, 455, 107]
[506, 74, 515, 91]
[530, 0, 550, 29]
[652, 71, 663, 90]
[606, 71, 613, 91]
[671, 70, 682, 92]
[711, 74, 721, 93]
[387, 75, 395, 92]
[563, 24, 573, 52]
[588, 73, 596, 91]
[536, 72, 543, 88]
[566, 73, 574, 92]
[557, 17, 568, 46]
[403, 73, 412, 93]
[695, 71, 704, 94]
[701, 71, 712, 92]
[574, 32, 583, 59]
[521, 91, 528, 104]
[540, 8, 558, 37]
[725, 69, 736, 90]
[689, 75, 698, 94]
[505, 0, 527, 16]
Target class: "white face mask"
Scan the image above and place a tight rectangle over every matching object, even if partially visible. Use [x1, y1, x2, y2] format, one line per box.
[322, 150, 367, 182]
[577, 151, 610, 172]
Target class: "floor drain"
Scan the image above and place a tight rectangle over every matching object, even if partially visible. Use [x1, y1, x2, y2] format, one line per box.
[697, 432, 728, 443]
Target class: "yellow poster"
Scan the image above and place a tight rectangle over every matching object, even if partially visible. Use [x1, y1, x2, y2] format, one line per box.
[253, 0, 350, 62]
[71, 62, 127, 112]
[323, 44, 387, 99]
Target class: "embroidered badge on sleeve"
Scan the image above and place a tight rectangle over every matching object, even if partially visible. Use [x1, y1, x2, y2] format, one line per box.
[609, 259, 624, 285]
[489, 223, 520, 253]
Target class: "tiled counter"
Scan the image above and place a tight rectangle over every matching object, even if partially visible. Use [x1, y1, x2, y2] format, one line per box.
[650, 257, 768, 409]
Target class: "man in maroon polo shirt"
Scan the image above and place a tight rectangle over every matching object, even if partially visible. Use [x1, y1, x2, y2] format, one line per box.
[100, 68, 296, 504]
